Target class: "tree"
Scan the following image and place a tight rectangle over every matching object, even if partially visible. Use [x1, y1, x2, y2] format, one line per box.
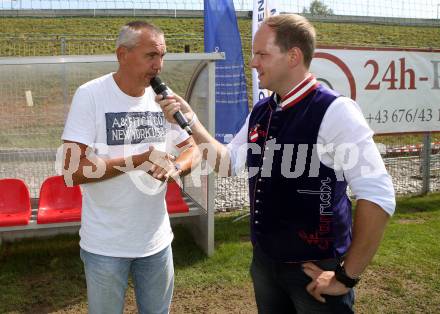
[306, 0, 334, 16]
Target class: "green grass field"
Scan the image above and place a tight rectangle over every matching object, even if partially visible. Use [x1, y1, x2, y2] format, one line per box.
[1, 16, 440, 147]
[1, 193, 439, 313]
[1, 16, 440, 85]
[1, 16, 440, 49]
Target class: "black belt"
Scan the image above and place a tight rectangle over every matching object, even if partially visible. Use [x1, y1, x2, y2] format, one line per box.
[253, 244, 341, 271]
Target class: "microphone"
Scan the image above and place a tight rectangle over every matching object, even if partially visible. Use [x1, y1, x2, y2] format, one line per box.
[150, 76, 193, 135]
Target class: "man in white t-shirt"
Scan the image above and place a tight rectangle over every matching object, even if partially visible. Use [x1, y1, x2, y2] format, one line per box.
[62, 21, 200, 314]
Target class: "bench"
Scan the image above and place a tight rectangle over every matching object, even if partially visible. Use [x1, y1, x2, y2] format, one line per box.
[0, 177, 213, 255]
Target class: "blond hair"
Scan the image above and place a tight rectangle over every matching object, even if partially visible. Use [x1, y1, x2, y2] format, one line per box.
[263, 14, 316, 68]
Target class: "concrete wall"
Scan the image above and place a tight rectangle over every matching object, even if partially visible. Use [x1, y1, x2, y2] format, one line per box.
[303, 13, 440, 27]
[0, 8, 250, 18]
[1, 9, 439, 27]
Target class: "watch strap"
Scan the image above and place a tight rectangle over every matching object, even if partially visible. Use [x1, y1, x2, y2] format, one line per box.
[335, 264, 360, 288]
[174, 163, 182, 173]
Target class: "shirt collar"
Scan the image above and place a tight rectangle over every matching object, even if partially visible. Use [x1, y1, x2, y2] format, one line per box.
[276, 74, 319, 111]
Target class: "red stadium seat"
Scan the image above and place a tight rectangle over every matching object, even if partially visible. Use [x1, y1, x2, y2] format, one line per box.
[37, 176, 82, 224]
[0, 178, 31, 227]
[165, 182, 189, 214]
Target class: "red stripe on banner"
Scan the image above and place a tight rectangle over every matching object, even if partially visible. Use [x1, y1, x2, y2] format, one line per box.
[385, 141, 440, 154]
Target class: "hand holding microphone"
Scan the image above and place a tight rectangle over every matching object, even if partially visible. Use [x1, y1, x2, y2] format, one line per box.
[150, 77, 193, 135]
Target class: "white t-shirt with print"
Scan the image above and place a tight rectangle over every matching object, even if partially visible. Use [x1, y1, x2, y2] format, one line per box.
[62, 73, 189, 258]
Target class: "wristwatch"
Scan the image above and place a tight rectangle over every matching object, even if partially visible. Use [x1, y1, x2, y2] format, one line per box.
[335, 264, 360, 288]
[174, 163, 182, 173]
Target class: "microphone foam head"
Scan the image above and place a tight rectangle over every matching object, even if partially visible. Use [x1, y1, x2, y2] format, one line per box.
[150, 76, 167, 95]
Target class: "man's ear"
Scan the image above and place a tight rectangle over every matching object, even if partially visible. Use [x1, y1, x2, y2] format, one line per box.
[287, 47, 303, 67]
[116, 46, 128, 64]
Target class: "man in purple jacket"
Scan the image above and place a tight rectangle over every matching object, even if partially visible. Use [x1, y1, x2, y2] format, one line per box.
[158, 14, 395, 314]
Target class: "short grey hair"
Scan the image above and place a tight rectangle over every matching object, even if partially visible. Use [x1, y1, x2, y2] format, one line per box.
[116, 21, 164, 49]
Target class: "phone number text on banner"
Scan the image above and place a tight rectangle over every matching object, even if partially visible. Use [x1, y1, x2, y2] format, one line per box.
[311, 47, 440, 134]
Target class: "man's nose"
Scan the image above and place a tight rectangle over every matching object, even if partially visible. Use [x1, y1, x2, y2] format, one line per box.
[152, 57, 163, 70]
[249, 56, 258, 68]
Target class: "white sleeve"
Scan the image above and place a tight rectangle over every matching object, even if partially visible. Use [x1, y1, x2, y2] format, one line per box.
[169, 122, 190, 146]
[226, 114, 250, 176]
[163, 122, 191, 158]
[318, 97, 396, 216]
[163, 86, 190, 147]
[62, 86, 96, 146]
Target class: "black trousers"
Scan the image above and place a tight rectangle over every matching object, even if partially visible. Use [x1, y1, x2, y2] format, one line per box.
[250, 245, 355, 314]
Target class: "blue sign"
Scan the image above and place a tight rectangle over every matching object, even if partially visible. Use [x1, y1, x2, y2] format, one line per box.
[204, 0, 249, 143]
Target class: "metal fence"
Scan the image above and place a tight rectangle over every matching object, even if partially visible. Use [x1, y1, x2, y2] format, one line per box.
[1, 0, 440, 20]
[0, 35, 205, 56]
[0, 10, 439, 210]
